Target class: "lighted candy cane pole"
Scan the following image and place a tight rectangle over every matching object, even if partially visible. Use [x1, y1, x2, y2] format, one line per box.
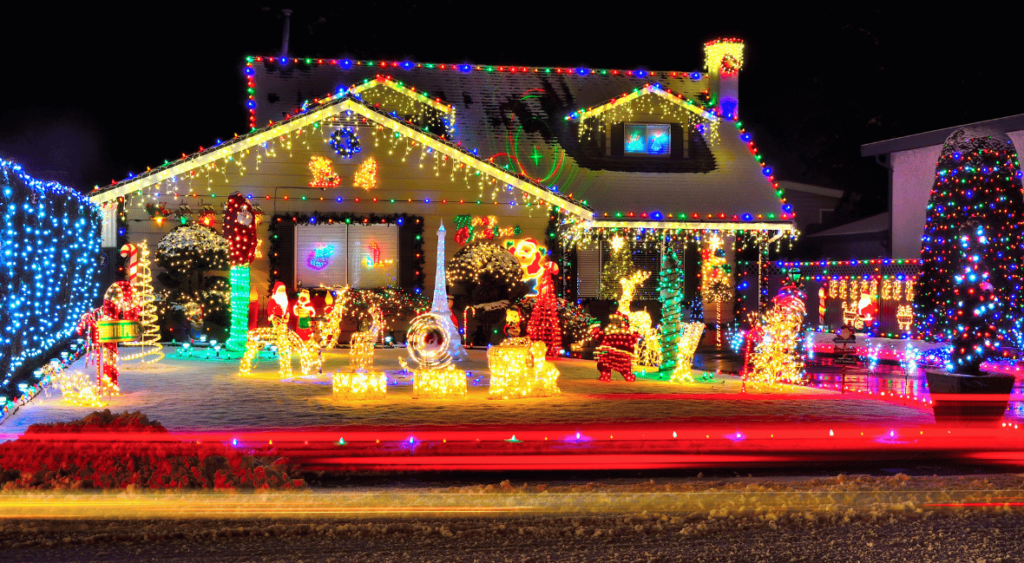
[223, 192, 259, 352]
[120, 243, 138, 285]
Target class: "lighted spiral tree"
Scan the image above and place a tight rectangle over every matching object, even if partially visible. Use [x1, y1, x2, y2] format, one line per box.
[223, 192, 259, 351]
[949, 221, 1003, 375]
[916, 128, 1024, 346]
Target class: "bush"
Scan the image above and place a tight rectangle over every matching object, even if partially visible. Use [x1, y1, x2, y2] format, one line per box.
[0, 411, 305, 491]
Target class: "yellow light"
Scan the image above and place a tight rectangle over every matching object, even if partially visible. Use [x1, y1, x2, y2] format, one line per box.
[747, 285, 806, 386]
[412, 364, 467, 400]
[486, 338, 560, 399]
[333, 370, 387, 400]
[353, 157, 378, 190]
[308, 156, 341, 187]
[670, 322, 705, 384]
[121, 240, 164, 363]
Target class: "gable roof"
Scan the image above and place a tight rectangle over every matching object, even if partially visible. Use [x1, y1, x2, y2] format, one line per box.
[246, 57, 794, 232]
[861, 114, 1024, 157]
[88, 91, 592, 220]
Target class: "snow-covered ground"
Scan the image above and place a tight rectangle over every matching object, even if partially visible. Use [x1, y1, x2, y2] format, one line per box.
[0, 347, 935, 436]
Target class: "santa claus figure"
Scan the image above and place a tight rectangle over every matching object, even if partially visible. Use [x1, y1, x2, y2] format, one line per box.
[267, 282, 290, 326]
[590, 312, 640, 382]
[292, 289, 316, 341]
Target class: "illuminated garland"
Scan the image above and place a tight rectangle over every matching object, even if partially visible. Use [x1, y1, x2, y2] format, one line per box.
[0, 159, 101, 412]
[568, 83, 719, 146]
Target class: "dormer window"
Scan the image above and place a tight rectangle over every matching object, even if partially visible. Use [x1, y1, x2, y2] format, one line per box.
[624, 123, 671, 156]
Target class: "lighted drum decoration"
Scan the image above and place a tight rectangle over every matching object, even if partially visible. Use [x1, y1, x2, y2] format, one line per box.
[408, 313, 467, 399]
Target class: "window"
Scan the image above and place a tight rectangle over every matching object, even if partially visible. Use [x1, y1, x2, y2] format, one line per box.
[624, 123, 671, 156]
[294, 224, 399, 288]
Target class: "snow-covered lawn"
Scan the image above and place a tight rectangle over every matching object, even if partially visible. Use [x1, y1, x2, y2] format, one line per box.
[0, 348, 934, 436]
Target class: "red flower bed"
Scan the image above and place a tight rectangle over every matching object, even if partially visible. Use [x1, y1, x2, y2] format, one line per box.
[0, 411, 305, 491]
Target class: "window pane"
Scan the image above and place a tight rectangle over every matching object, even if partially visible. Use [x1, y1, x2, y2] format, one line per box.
[624, 124, 647, 154]
[295, 224, 347, 287]
[646, 124, 671, 155]
[348, 224, 399, 288]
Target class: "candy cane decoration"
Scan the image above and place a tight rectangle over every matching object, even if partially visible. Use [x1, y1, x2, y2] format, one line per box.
[120, 243, 138, 286]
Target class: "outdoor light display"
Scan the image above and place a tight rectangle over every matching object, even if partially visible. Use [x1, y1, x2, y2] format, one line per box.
[950, 221, 1004, 375]
[120, 241, 163, 363]
[353, 157, 378, 190]
[746, 281, 806, 385]
[486, 339, 560, 399]
[308, 156, 341, 187]
[591, 312, 640, 382]
[601, 236, 634, 300]
[429, 221, 467, 361]
[453, 214, 521, 245]
[704, 38, 745, 74]
[47, 362, 112, 408]
[916, 129, 1024, 346]
[568, 83, 719, 147]
[670, 322, 706, 383]
[0, 159, 101, 414]
[526, 292, 562, 357]
[334, 295, 386, 400]
[408, 313, 467, 399]
[505, 238, 558, 297]
[329, 126, 361, 158]
[79, 281, 141, 388]
[701, 233, 732, 346]
[617, 270, 661, 368]
[658, 249, 684, 372]
[224, 192, 259, 351]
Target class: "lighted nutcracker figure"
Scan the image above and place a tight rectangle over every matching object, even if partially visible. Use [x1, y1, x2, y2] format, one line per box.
[292, 289, 316, 341]
[590, 312, 641, 382]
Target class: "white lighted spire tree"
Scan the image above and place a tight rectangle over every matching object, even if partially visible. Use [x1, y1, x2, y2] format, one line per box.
[431, 220, 468, 361]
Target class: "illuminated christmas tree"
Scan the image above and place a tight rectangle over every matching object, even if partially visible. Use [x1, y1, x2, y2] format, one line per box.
[601, 236, 635, 300]
[950, 221, 1004, 375]
[746, 280, 806, 385]
[917, 129, 1024, 345]
[658, 249, 684, 372]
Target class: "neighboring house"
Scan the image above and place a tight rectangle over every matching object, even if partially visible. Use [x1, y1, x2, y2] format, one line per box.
[88, 39, 794, 336]
[861, 114, 1024, 260]
[774, 181, 843, 233]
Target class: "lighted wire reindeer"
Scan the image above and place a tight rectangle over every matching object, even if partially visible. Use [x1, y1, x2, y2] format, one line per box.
[238, 287, 350, 378]
[347, 296, 384, 371]
[618, 270, 662, 367]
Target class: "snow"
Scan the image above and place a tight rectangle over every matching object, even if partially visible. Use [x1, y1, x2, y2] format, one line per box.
[0, 347, 934, 436]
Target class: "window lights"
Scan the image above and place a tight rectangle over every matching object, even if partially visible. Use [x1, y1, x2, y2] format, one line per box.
[624, 123, 671, 155]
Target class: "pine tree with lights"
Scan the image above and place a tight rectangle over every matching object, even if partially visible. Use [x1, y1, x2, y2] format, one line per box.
[658, 249, 684, 372]
[601, 236, 635, 300]
[916, 128, 1024, 346]
[950, 221, 1003, 375]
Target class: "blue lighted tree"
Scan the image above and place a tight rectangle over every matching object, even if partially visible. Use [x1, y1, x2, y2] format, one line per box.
[950, 221, 1003, 375]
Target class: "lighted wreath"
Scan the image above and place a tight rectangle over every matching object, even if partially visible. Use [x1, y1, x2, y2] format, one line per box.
[330, 126, 361, 159]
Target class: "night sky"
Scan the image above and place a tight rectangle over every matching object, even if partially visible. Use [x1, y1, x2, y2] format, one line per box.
[2, 4, 1021, 224]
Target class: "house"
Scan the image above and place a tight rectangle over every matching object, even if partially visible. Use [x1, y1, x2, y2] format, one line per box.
[88, 39, 794, 342]
[861, 114, 1024, 260]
